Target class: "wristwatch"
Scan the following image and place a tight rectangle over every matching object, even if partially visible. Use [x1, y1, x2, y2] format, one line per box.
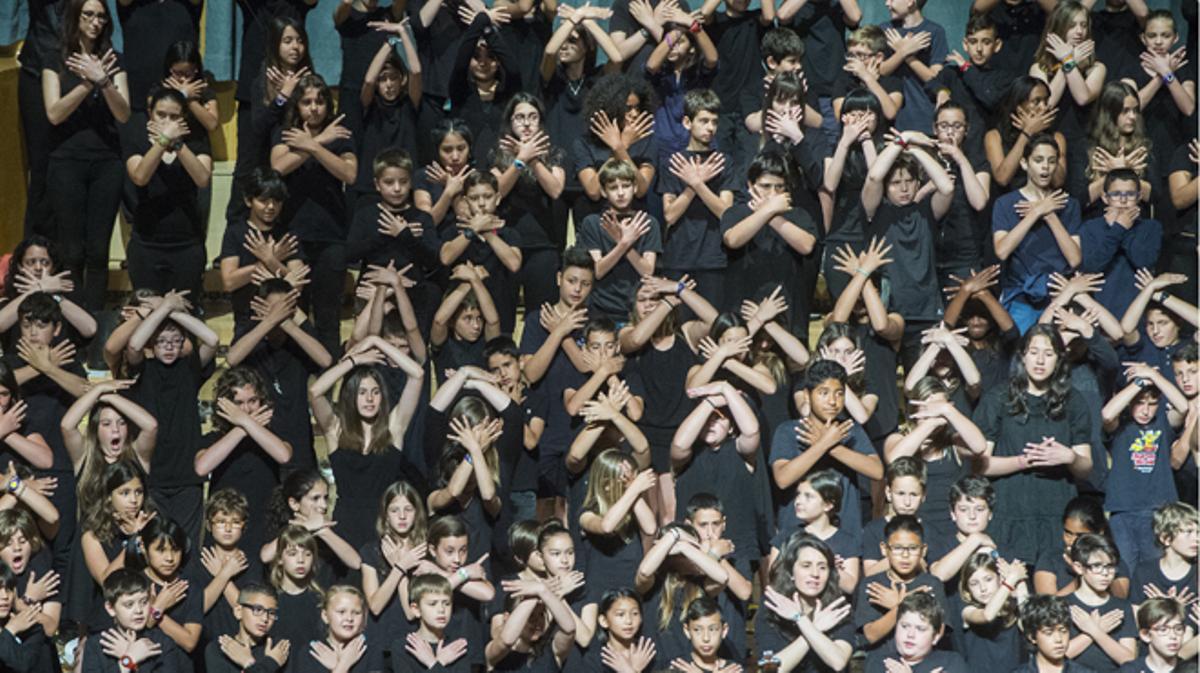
[119, 655, 137, 671]
[1061, 59, 1077, 73]
[463, 228, 476, 240]
[1163, 72, 1176, 85]
[5, 475, 20, 494]
[150, 606, 164, 622]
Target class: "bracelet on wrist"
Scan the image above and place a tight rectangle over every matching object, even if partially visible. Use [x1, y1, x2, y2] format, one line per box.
[689, 20, 701, 33]
[958, 62, 970, 73]
[855, 267, 871, 278]
[456, 567, 470, 582]
[512, 158, 527, 170]
[1001, 581, 1015, 592]
[1162, 72, 1176, 85]
[675, 281, 687, 296]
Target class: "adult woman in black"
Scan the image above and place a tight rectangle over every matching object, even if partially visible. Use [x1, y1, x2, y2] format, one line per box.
[17, 0, 69, 237]
[41, 0, 130, 312]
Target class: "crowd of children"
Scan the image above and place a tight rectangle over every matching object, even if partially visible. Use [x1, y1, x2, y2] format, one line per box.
[9, 0, 1200, 671]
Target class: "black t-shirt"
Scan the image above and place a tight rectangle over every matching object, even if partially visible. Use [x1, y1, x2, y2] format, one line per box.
[235, 0, 314, 102]
[273, 590, 324, 673]
[1168, 117, 1200, 237]
[832, 69, 903, 106]
[204, 640, 282, 673]
[787, 0, 853, 98]
[510, 386, 549, 493]
[219, 221, 305, 332]
[864, 643, 968, 673]
[854, 571, 950, 648]
[406, 0, 467, 100]
[120, 115, 211, 244]
[658, 148, 737, 271]
[19, 0, 69, 75]
[131, 350, 213, 488]
[499, 9, 553, 103]
[708, 11, 767, 113]
[1092, 8, 1144, 84]
[985, 1, 1045, 76]
[437, 221, 522, 302]
[869, 200, 942, 324]
[45, 51, 125, 159]
[271, 130, 355, 242]
[720, 200, 819, 310]
[571, 136, 656, 220]
[351, 97, 419, 196]
[346, 198, 441, 274]
[235, 328, 324, 471]
[575, 211, 663, 319]
[117, 0, 198, 111]
[81, 627, 188, 673]
[493, 148, 568, 252]
[336, 5, 392, 89]
[935, 149, 989, 272]
[1066, 592, 1136, 672]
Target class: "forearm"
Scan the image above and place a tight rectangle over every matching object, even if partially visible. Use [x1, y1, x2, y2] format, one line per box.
[664, 190, 696, 225]
[566, 373, 608, 416]
[773, 447, 828, 490]
[170, 310, 219, 348]
[993, 135, 1029, 187]
[316, 529, 362, 569]
[863, 608, 898, 644]
[128, 146, 166, 187]
[226, 320, 273, 366]
[993, 215, 1038, 260]
[763, 323, 809, 367]
[829, 445, 883, 479]
[177, 146, 211, 188]
[610, 412, 649, 455]
[594, 241, 633, 279]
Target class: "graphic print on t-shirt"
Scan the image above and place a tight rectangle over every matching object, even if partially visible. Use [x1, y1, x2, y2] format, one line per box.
[1128, 429, 1162, 474]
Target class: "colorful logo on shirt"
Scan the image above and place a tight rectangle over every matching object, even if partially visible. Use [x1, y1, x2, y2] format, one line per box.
[1129, 429, 1162, 474]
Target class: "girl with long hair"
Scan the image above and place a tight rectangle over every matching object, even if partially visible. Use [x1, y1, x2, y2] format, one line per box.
[160, 40, 218, 133]
[267, 525, 325, 668]
[575, 588, 658, 672]
[985, 75, 1068, 190]
[0, 236, 97, 340]
[414, 118, 477, 226]
[260, 469, 362, 584]
[1081, 81, 1154, 211]
[61, 378, 154, 517]
[360, 481, 427, 643]
[957, 553, 1030, 671]
[575, 73, 657, 220]
[486, 574, 578, 670]
[1029, 0, 1106, 151]
[309, 337, 424, 552]
[974, 325, 1094, 563]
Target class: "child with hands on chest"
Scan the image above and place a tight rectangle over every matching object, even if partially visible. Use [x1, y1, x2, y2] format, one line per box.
[205, 583, 291, 673]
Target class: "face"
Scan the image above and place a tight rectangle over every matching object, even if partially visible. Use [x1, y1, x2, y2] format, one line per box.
[885, 167, 918, 206]
[297, 86, 328, 127]
[967, 566, 1000, 604]
[1022, 334, 1058, 385]
[465, 183, 498, 217]
[470, 42, 498, 82]
[752, 173, 788, 199]
[602, 178, 635, 210]
[453, 306, 483, 342]
[965, 314, 991, 341]
[151, 99, 184, 128]
[377, 64, 404, 102]
[684, 613, 726, 658]
[152, 326, 186, 365]
[791, 547, 831, 599]
[231, 383, 264, 417]
[666, 29, 692, 62]
[96, 407, 129, 461]
[809, 378, 846, 423]
[770, 54, 803, 73]
[793, 481, 832, 524]
[19, 317, 58, 347]
[1145, 308, 1180, 348]
[1143, 618, 1186, 657]
[770, 95, 804, 120]
[1101, 178, 1139, 209]
[599, 597, 642, 642]
[934, 108, 967, 147]
[1062, 516, 1092, 549]
[688, 508, 726, 544]
[882, 530, 925, 577]
[289, 480, 329, 520]
[279, 26, 306, 66]
[718, 327, 749, 362]
[208, 512, 246, 548]
[355, 374, 383, 420]
[702, 414, 732, 446]
[0, 587, 14, 619]
[1115, 96, 1140, 136]
[438, 132, 470, 171]
[537, 533, 576, 576]
[1130, 390, 1161, 425]
[78, 0, 108, 40]
[282, 543, 314, 580]
[585, 330, 618, 359]
[19, 246, 53, 278]
[1075, 551, 1118, 591]
[167, 61, 198, 81]
[247, 195, 282, 225]
[557, 29, 585, 63]
[1020, 84, 1051, 115]
[623, 93, 642, 126]
[963, 29, 1000, 66]
[111, 478, 145, 523]
[510, 102, 541, 140]
[1034, 624, 1071, 662]
[487, 352, 521, 392]
[887, 476, 925, 516]
[386, 495, 417, 536]
[885, 0, 917, 18]
[1172, 360, 1197, 398]
[434, 535, 469, 571]
[1167, 523, 1199, 560]
[147, 539, 182, 579]
[323, 593, 365, 641]
[0, 532, 32, 575]
[1064, 11, 1089, 45]
[107, 590, 150, 631]
[236, 593, 279, 638]
[0, 387, 11, 414]
[895, 612, 940, 661]
[685, 110, 719, 146]
[559, 266, 594, 308]
[1141, 17, 1177, 56]
[951, 496, 992, 535]
[375, 166, 412, 208]
[415, 592, 452, 629]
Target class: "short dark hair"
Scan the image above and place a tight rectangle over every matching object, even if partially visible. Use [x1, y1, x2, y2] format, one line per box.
[761, 27, 804, 64]
[965, 13, 997, 37]
[1069, 532, 1119, 566]
[1144, 9, 1175, 32]
[584, 317, 617, 342]
[561, 246, 595, 274]
[243, 167, 289, 202]
[1020, 595, 1070, 637]
[685, 493, 724, 520]
[949, 475, 995, 509]
[238, 582, 278, 604]
[897, 590, 943, 632]
[886, 456, 927, 487]
[104, 568, 151, 605]
[484, 336, 519, 362]
[1103, 168, 1140, 192]
[802, 360, 847, 392]
[684, 89, 720, 119]
[464, 170, 499, 193]
[684, 596, 722, 624]
[885, 514, 924, 542]
[1171, 342, 1198, 365]
[373, 147, 414, 178]
[18, 292, 62, 325]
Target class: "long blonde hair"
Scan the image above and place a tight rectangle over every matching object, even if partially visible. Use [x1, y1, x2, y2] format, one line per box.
[1033, 1, 1094, 75]
[655, 523, 706, 631]
[582, 450, 638, 541]
[376, 481, 427, 546]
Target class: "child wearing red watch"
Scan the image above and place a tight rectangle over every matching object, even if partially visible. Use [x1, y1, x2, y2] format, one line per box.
[82, 568, 187, 673]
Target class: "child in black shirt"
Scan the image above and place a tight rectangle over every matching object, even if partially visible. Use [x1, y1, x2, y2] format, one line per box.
[204, 583, 291, 673]
[83, 569, 189, 673]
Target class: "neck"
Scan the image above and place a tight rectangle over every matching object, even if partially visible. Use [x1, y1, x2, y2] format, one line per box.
[1161, 549, 1191, 571]
[146, 568, 174, 585]
[691, 652, 720, 668]
[1036, 651, 1066, 672]
[1022, 182, 1052, 199]
[1146, 648, 1178, 670]
[1076, 582, 1109, 603]
[237, 628, 262, 647]
[608, 635, 633, 652]
[900, 12, 922, 29]
[417, 623, 444, 641]
[248, 216, 274, 231]
[281, 576, 307, 594]
[899, 651, 928, 665]
[565, 59, 585, 80]
[1026, 378, 1049, 396]
[887, 568, 919, 583]
[805, 517, 834, 537]
[80, 36, 96, 53]
[686, 139, 710, 152]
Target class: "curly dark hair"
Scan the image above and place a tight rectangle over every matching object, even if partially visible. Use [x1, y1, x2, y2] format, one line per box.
[1006, 324, 1072, 421]
[581, 73, 657, 146]
[4, 236, 61, 300]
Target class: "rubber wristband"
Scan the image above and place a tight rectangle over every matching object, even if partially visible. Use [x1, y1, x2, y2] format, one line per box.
[513, 158, 527, 170]
[675, 281, 686, 296]
[855, 268, 871, 278]
[1001, 581, 1015, 592]
[456, 567, 470, 582]
[689, 21, 701, 33]
[1163, 72, 1176, 85]
[959, 62, 970, 73]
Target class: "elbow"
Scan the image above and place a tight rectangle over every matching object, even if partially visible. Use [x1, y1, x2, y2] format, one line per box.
[130, 172, 151, 188]
[113, 108, 131, 124]
[193, 173, 211, 189]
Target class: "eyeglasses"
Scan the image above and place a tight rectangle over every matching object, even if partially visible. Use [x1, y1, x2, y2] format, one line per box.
[81, 9, 108, 23]
[211, 520, 245, 530]
[1105, 190, 1138, 201]
[1152, 623, 1187, 636]
[154, 337, 185, 350]
[1084, 562, 1117, 574]
[935, 122, 966, 131]
[887, 544, 923, 557]
[239, 603, 279, 619]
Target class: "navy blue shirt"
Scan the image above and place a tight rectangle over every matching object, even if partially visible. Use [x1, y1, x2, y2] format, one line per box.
[991, 190, 1083, 305]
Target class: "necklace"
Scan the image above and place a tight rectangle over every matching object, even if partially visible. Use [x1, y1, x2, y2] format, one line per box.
[567, 78, 584, 98]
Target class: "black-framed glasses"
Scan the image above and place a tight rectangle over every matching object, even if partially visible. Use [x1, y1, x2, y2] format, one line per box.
[240, 603, 279, 619]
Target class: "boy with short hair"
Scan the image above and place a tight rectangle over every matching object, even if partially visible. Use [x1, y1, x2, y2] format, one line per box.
[878, 0, 947, 132]
[832, 25, 904, 121]
[576, 158, 662, 321]
[740, 29, 823, 139]
[776, 0, 863, 143]
[929, 476, 1001, 587]
[864, 590, 967, 672]
[970, 0, 1045, 75]
[771, 359, 883, 542]
[854, 515, 950, 648]
[1101, 360, 1188, 569]
[203, 583, 290, 673]
[1080, 169, 1163, 317]
[390, 574, 470, 673]
[1130, 503, 1199, 607]
[1015, 594, 1084, 673]
[200, 489, 266, 643]
[1066, 534, 1138, 670]
[83, 569, 187, 673]
[1121, 598, 1189, 673]
[676, 597, 737, 672]
[660, 89, 737, 310]
[863, 457, 927, 576]
[684, 493, 753, 657]
[485, 336, 546, 524]
[928, 13, 1012, 154]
